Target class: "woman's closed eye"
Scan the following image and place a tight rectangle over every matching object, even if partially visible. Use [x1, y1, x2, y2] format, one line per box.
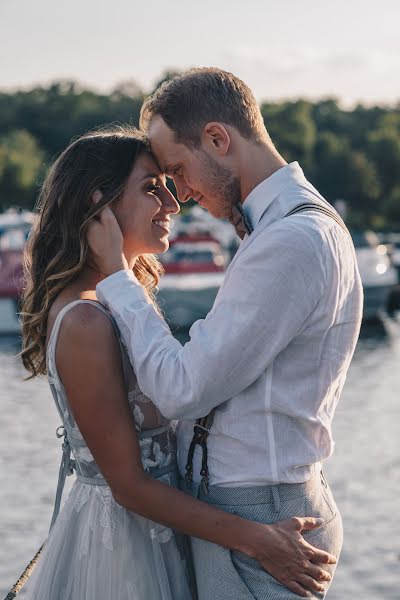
[146, 184, 161, 197]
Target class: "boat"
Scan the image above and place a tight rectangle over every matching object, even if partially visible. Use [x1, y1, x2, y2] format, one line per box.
[0, 210, 34, 335]
[352, 230, 398, 320]
[156, 236, 227, 328]
[377, 232, 400, 314]
[378, 232, 400, 279]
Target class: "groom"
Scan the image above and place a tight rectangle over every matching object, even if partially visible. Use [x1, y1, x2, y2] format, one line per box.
[89, 68, 363, 598]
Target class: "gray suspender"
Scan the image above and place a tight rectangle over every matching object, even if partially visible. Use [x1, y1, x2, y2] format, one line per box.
[184, 201, 349, 494]
[284, 202, 349, 235]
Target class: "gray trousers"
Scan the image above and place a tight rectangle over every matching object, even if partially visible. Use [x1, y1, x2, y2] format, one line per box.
[190, 473, 343, 599]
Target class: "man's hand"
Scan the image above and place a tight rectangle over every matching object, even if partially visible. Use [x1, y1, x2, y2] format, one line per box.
[86, 202, 129, 277]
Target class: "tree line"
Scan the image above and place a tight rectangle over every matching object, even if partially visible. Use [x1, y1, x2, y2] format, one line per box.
[0, 76, 399, 230]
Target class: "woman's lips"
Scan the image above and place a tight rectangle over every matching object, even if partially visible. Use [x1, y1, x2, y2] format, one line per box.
[153, 219, 170, 235]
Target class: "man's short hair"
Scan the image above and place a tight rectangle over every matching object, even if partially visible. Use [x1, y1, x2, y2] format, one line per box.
[140, 67, 268, 147]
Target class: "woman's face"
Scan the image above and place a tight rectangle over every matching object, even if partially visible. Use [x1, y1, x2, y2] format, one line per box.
[113, 152, 180, 259]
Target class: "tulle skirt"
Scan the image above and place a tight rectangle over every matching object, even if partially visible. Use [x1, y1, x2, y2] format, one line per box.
[24, 473, 194, 600]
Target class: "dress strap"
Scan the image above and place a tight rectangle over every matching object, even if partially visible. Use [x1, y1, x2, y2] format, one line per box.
[46, 299, 131, 398]
[46, 299, 131, 532]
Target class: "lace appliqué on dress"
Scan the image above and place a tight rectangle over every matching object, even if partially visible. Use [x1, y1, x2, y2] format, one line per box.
[97, 487, 116, 551]
[150, 523, 173, 544]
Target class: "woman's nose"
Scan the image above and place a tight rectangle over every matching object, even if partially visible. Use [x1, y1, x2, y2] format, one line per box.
[163, 188, 180, 215]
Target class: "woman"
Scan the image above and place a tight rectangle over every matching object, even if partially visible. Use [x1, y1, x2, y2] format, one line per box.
[20, 125, 335, 599]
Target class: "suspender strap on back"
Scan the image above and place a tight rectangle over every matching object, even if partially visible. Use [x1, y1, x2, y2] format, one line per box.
[284, 202, 349, 235]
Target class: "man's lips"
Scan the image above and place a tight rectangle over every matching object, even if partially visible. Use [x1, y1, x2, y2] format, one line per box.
[196, 195, 205, 206]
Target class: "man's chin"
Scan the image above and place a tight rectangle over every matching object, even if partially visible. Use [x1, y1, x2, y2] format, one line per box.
[201, 204, 223, 219]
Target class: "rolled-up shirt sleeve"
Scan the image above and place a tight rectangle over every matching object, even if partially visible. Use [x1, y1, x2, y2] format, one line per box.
[96, 223, 327, 420]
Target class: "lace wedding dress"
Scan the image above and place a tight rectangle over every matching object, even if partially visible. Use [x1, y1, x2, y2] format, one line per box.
[24, 300, 194, 600]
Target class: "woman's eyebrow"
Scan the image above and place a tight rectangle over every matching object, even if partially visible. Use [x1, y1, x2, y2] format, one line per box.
[141, 172, 161, 181]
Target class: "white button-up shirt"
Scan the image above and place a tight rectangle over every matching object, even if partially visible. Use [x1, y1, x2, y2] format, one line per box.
[97, 162, 363, 486]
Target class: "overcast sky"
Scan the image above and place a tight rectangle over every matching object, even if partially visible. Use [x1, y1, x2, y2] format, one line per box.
[1, 0, 399, 106]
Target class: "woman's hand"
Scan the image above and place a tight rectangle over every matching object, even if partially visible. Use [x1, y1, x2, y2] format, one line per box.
[87, 193, 129, 277]
[242, 517, 336, 597]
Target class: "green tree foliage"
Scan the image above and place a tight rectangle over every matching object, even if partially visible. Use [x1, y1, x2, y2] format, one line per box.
[0, 79, 399, 230]
[262, 98, 400, 229]
[261, 100, 316, 171]
[0, 80, 144, 159]
[0, 130, 45, 210]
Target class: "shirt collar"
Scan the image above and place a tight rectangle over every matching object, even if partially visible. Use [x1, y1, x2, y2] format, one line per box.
[243, 162, 306, 230]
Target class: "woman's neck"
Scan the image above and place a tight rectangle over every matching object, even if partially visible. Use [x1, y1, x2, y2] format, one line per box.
[68, 264, 104, 300]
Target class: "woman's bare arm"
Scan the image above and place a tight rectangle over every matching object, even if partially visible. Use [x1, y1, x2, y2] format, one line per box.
[55, 303, 335, 597]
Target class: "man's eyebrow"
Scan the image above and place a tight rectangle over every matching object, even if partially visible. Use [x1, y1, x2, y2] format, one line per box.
[163, 163, 176, 175]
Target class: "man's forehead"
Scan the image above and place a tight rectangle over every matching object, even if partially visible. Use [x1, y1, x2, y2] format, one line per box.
[148, 118, 185, 172]
[147, 115, 174, 144]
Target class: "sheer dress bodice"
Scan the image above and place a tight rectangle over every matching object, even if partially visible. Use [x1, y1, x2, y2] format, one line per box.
[46, 299, 177, 484]
[23, 299, 193, 600]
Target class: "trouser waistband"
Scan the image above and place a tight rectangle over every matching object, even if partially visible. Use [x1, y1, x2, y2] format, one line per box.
[198, 472, 328, 505]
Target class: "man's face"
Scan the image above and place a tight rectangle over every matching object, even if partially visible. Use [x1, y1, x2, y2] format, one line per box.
[147, 116, 241, 219]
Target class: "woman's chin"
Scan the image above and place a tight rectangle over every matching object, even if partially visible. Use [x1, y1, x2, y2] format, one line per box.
[157, 238, 170, 254]
[124, 238, 169, 257]
[144, 238, 170, 255]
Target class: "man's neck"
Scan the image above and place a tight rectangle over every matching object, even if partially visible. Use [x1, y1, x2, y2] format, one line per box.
[238, 142, 287, 204]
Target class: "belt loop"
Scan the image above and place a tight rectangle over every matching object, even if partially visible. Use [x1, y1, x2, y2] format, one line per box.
[272, 485, 281, 513]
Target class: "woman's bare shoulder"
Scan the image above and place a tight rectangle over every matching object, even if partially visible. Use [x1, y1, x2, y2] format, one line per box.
[47, 300, 113, 363]
[58, 301, 115, 347]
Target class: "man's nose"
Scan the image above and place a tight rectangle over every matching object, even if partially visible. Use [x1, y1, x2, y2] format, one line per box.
[175, 178, 193, 203]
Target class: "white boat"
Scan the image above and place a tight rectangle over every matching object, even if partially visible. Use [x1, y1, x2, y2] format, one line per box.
[353, 231, 398, 320]
[378, 233, 400, 278]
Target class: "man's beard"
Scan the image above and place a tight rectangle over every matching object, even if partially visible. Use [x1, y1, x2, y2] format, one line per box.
[200, 152, 242, 219]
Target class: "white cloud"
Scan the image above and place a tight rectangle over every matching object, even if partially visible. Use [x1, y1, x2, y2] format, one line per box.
[220, 46, 400, 105]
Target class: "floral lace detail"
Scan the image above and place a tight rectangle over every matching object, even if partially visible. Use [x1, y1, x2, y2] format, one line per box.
[139, 438, 173, 471]
[150, 524, 173, 544]
[133, 403, 145, 429]
[97, 487, 116, 551]
[73, 483, 91, 514]
[75, 446, 95, 464]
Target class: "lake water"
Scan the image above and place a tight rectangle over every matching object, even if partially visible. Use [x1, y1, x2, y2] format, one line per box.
[0, 318, 399, 599]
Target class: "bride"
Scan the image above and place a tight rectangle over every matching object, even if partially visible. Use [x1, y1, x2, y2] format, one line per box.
[19, 125, 335, 599]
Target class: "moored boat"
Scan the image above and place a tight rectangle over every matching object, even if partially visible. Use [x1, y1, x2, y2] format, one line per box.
[352, 230, 398, 320]
[0, 210, 33, 335]
[156, 236, 227, 328]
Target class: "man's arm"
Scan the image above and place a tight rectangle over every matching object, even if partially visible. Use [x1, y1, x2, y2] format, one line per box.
[56, 303, 334, 598]
[96, 223, 327, 420]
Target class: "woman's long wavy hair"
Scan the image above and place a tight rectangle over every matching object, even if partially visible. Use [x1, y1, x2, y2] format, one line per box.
[20, 125, 164, 378]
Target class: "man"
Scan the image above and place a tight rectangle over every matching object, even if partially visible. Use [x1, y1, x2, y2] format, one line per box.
[88, 68, 363, 598]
